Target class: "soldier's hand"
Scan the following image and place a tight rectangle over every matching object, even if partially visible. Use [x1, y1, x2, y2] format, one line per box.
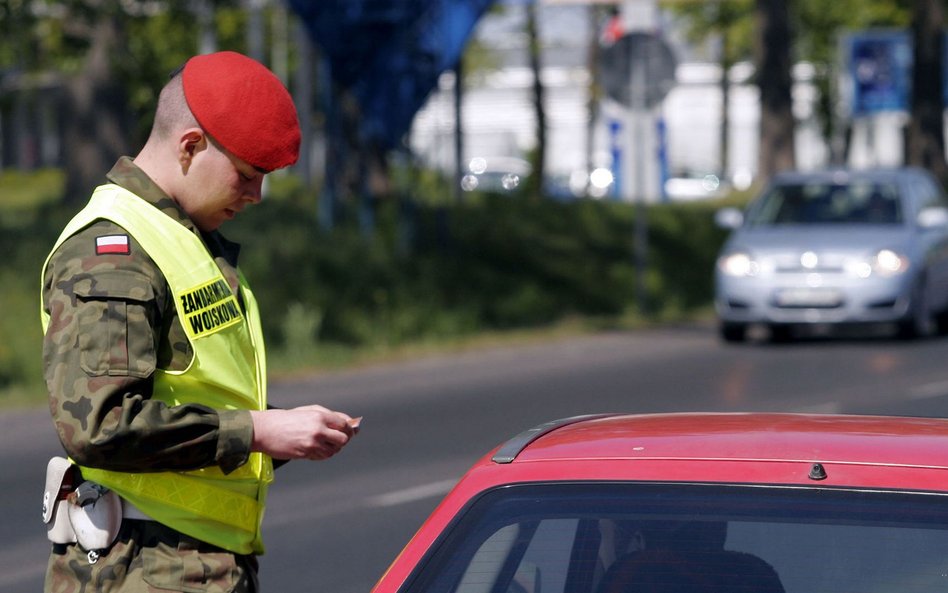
[250, 405, 356, 461]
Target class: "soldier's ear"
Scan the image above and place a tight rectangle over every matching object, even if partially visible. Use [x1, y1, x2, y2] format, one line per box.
[177, 128, 206, 174]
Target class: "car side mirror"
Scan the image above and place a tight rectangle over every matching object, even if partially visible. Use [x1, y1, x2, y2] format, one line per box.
[715, 207, 744, 230]
[917, 206, 948, 229]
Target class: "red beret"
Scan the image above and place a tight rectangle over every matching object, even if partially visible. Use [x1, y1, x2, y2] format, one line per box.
[182, 51, 300, 172]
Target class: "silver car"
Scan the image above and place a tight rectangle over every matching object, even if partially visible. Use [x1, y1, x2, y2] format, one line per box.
[714, 168, 948, 342]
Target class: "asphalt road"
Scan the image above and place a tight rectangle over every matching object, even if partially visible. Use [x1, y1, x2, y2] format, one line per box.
[7, 324, 948, 593]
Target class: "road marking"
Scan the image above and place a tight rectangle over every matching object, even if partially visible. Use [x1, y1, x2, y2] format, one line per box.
[366, 479, 457, 508]
[909, 380, 948, 400]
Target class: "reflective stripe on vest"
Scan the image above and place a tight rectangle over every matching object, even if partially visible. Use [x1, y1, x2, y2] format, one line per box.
[41, 184, 272, 555]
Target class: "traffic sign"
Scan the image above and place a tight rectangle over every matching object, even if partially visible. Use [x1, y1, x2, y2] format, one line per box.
[600, 32, 677, 109]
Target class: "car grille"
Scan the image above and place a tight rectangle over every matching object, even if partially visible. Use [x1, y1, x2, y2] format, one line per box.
[774, 301, 842, 309]
[772, 252, 846, 274]
[775, 265, 844, 273]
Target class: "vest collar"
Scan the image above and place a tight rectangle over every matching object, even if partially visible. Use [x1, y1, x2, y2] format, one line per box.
[106, 157, 241, 265]
[107, 157, 196, 232]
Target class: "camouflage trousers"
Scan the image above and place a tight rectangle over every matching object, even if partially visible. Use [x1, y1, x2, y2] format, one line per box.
[45, 519, 258, 593]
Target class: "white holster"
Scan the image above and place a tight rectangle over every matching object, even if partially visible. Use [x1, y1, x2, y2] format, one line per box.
[43, 457, 77, 544]
[42, 456, 122, 551]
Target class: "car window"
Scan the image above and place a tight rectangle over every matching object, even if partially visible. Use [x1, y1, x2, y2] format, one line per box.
[454, 519, 578, 593]
[401, 483, 948, 593]
[746, 182, 902, 225]
[912, 175, 948, 210]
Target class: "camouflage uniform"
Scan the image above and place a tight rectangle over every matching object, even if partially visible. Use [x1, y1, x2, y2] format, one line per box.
[43, 157, 259, 592]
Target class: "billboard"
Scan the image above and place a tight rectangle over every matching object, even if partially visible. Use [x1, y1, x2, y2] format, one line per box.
[843, 29, 947, 117]
[845, 30, 912, 116]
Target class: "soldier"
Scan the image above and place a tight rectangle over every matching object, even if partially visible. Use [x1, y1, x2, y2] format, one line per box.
[40, 51, 357, 592]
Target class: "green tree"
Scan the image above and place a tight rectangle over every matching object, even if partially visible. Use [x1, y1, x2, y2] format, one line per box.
[795, 0, 910, 162]
[668, 1, 754, 179]
[669, 0, 797, 183]
[526, 0, 547, 200]
[754, 0, 796, 182]
[669, 0, 917, 178]
[0, 0, 249, 202]
[906, 0, 947, 184]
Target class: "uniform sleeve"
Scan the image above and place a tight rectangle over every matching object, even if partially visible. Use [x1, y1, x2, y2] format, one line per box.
[43, 221, 253, 474]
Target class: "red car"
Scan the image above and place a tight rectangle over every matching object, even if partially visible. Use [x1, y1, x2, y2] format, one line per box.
[372, 413, 948, 593]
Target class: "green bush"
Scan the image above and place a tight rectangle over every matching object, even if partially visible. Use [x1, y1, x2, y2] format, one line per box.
[1, 170, 737, 405]
[0, 168, 65, 212]
[227, 189, 732, 348]
[0, 197, 74, 405]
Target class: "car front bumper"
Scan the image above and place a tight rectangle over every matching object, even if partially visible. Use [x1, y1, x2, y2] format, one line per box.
[715, 271, 914, 325]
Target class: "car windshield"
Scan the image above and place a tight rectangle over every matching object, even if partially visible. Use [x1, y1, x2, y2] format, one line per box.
[401, 483, 948, 593]
[745, 181, 903, 226]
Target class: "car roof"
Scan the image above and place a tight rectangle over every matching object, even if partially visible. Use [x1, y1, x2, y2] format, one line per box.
[498, 413, 948, 467]
[371, 413, 948, 593]
[450, 413, 948, 494]
[768, 167, 929, 185]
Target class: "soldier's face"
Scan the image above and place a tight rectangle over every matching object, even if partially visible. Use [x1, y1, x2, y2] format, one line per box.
[182, 136, 264, 231]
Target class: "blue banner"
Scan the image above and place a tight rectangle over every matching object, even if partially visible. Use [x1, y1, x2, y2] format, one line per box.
[846, 30, 912, 116]
[288, 0, 496, 149]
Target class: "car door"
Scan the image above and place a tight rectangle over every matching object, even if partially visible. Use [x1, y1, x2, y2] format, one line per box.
[911, 173, 948, 313]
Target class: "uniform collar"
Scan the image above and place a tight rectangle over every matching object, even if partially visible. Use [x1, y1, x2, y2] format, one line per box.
[106, 156, 241, 264]
[107, 157, 198, 232]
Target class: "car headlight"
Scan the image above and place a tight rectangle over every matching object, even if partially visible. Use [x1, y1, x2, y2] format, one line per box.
[872, 249, 910, 277]
[718, 252, 759, 277]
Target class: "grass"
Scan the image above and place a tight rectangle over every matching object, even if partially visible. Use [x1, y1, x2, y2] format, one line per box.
[0, 168, 65, 212]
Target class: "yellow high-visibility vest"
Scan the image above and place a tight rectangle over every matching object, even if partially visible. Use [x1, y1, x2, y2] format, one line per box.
[41, 184, 273, 555]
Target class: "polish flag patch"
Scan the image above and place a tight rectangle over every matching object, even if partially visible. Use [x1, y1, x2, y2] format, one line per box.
[95, 234, 130, 255]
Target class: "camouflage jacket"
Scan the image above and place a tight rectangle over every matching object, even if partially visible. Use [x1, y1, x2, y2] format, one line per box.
[42, 157, 253, 475]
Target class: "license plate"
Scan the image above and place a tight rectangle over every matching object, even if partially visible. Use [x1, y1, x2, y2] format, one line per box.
[774, 288, 843, 307]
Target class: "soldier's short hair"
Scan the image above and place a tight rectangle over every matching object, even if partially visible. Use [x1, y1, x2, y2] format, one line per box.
[151, 73, 199, 141]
